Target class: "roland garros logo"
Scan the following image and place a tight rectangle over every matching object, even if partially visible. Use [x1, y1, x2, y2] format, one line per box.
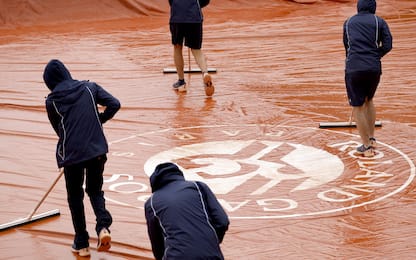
[103, 125, 415, 219]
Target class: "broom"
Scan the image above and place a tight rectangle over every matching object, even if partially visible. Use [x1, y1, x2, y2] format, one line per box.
[163, 48, 217, 74]
[0, 169, 63, 231]
[319, 109, 382, 128]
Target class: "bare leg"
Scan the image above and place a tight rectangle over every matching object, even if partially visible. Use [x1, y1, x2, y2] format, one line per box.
[191, 48, 214, 96]
[366, 99, 376, 139]
[190, 48, 208, 73]
[174, 44, 185, 80]
[353, 101, 371, 147]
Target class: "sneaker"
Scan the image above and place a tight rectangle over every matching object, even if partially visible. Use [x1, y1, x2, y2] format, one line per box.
[356, 144, 375, 157]
[172, 79, 186, 92]
[203, 73, 215, 97]
[97, 228, 111, 252]
[71, 245, 90, 257]
[369, 137, 377, 148]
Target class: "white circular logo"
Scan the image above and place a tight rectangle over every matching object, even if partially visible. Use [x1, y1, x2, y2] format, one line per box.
[104, 124, 415, 219]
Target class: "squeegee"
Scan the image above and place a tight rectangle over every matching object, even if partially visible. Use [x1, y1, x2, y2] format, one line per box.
[0, 169, 63, 231]
[319, 121, 382, 128]
[319, 109, 382, 128]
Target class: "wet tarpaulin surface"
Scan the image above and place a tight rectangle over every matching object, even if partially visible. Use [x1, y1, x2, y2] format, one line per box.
[1, 0, 416, 259]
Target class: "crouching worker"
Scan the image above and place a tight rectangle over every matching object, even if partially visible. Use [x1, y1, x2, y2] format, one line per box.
[145, 162, 229, 260]
[43, 59, 120, 257]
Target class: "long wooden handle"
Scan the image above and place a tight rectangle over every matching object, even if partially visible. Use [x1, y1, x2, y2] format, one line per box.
[27, 168, 64, 219]
[348, 108, 354, 125]
[188, 48, 191, 72]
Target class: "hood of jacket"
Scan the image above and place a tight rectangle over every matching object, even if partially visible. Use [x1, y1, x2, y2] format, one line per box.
[357, 0, 376, 14]
[150, 162, 185, 192]
[44, 59, 86, 105]
[43, 59, 73, 91]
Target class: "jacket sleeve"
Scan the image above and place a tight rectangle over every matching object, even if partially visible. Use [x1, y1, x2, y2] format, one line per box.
[196, 181, 229, 243]
[145, 199, 165, 260]
[378, 18, 392, 58]
[45, 99, 60, 136]
[92, 83, 121, 124]
[343, 20, 349, 57]
[199, 0, 210, 8]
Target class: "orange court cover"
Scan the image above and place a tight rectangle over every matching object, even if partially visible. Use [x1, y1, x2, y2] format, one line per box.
[1, 0, 416, 259]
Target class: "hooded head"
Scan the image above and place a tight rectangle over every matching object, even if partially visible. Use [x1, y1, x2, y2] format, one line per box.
[43, 59, 73, 91]
[357, 0, 376, 14]
[149, 162, 185, 192]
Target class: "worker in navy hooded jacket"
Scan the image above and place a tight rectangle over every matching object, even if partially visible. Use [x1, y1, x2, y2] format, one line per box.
[343, 0, 392, 157]
[168, 0, 215, 96]
[43, 59, 120, 257]
[145, 162, 229, 260]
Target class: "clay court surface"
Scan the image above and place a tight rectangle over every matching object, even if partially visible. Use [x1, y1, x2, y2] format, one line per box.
[1, 0, 416, 259]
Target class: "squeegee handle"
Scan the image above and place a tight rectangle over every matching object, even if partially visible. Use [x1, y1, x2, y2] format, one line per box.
[188, 48, 191, 72]
[348, 109, 353, 125]
[27, 168, 65, 220]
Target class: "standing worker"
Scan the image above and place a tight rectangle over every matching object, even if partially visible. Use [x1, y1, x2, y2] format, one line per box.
[343, 0, 392, 157]
[169, 0, 215, 96]
[145, 162, 229, 259]
[43, 59, 120, 257]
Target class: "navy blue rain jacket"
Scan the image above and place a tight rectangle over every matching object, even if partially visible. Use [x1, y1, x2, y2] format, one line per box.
[343, 0, 392, 73]
[169, 0, 210, 23]
[44, 59, 120, 167]
[145, 163, 229, 260]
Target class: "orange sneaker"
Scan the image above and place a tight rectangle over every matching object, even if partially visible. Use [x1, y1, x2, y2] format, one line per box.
[97, 228, 111, 252]
[203, 73, 215, 97]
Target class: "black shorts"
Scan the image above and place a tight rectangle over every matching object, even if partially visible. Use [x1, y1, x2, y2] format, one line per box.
[345, 71, 381, 106]
[170, 23, 203, 50]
